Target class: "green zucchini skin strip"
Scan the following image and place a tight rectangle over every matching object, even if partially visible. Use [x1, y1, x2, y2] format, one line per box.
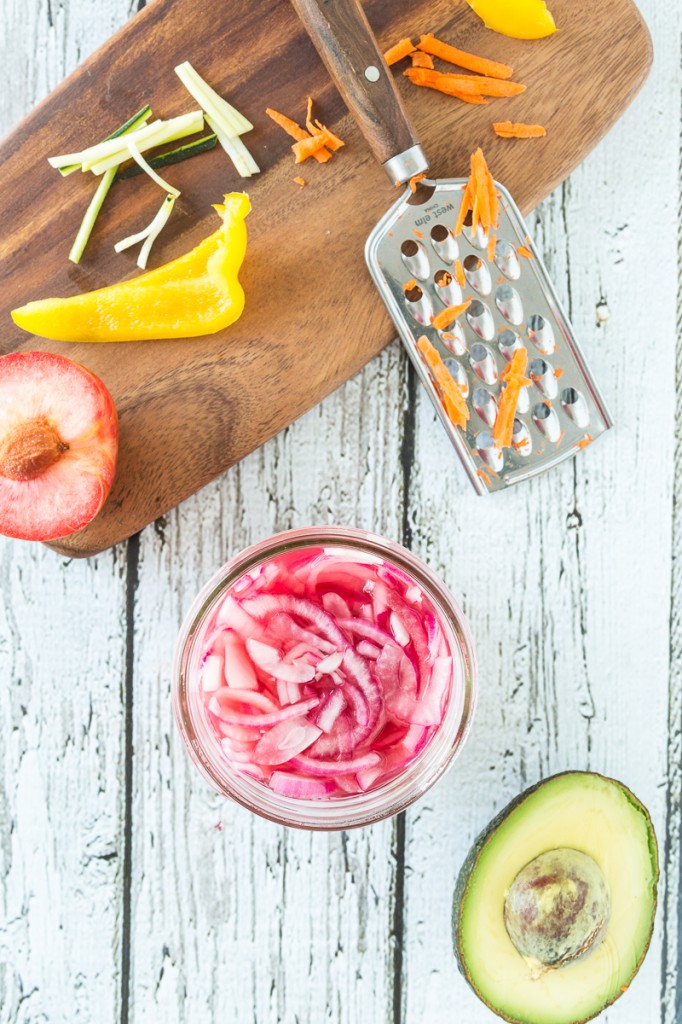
[58, 104, 152, 176]
[116, 134, 217, 180]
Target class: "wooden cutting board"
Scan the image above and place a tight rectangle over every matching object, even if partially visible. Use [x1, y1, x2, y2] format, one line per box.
[0, 0, 651, 557]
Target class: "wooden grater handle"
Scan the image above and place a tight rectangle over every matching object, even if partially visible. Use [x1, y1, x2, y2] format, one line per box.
[289, 0, 428, 184]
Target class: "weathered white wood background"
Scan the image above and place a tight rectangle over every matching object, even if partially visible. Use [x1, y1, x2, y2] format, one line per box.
[0, 1, 680, 1021]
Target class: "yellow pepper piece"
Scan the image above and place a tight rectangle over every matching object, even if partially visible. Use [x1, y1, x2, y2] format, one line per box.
[12, 192, 250, 343]
[465, 0, 557, 40]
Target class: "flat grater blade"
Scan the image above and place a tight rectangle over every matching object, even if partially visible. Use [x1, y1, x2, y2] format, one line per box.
[289, 0, 612, 492]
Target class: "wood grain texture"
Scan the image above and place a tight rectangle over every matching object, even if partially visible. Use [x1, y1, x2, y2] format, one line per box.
[0, 0, 651, 556]
[289, 0, 419, 167]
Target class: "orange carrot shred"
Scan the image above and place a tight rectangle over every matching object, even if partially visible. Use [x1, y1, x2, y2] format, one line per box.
[404, 68, 489, 104]
[412, 229, 424, 238]
[494, 348, 532, 448]
[493, 122, 546, 139]
[455, 148, 498, 238]
[416, 33, 513, 79]
[403, 279, 417, 291]
[554, 367, 564, 378]
[431, 299, 473, 332]
[305, 97, 315, 135]
[409, 172, 426, 193]
[577, 434, 593, 450]
[487, 233, 496, 263]
[266, 107, 332, 163]
[384, 37, 415, 66]
[410, 51, 434, 69]
[405, 67, 524, 98]
[292, 133, 329, 164]
[454, 259, 466, 288]
[416, 336, 469, 429]
[293, 176, 305, 187]
[314, 119, 345, 151]
[517, 245, 534, 259]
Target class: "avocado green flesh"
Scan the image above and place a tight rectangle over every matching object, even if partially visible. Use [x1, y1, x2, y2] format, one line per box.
[456, 773, 658, 1024]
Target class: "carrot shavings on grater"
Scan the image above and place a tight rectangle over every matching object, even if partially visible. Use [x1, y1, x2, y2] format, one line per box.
[409, 172, 427, 193]
[487, 233, 497, 262]
[431, 299, 472, 332]
[416, 336, 469, 429]
[493, 347, 531, 448]
[384, 37, 416, 66]
[454, 259, 466, 287]
[517, 245, 534, 259]
[494, 122, 546, 139]
[455, 148, 499, 237]
[577, 434, 593, 449]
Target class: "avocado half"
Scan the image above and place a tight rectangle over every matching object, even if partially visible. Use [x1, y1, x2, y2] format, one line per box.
[453, 772, 658, 1024]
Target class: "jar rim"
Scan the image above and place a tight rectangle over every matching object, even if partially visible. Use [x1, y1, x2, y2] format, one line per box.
[172, 526, 478, 830]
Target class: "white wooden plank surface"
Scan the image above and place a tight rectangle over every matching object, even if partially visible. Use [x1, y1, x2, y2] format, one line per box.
[0, 1, 680, 1023]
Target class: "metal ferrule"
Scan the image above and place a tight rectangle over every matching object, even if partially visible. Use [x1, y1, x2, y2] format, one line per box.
[383, 145, 429, 186]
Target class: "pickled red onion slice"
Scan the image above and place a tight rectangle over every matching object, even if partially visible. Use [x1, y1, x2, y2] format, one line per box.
[198, 545, 456, 799]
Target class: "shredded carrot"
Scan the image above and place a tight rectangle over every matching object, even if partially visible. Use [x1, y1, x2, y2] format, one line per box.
[487, 233, 496, 263]
[305, 97, 315, 135]
[412, 229, 424, 238]
[493, 348, 531, 448]
[410, 51, 434, 69]
[304, 96, 345, 152]
[409, 172, 426, 193]
[517, 245, 534, 259]
[416, 33, 513, 80]
[292, 133, 329, 164]
[494, 121, 546, 139]
[405, 67, 524, 99]
[404, 68, 489, 105]
[577, 434, 593, 450]
[431, 299, 473, 332]
[293, 176, 305, 187]
[403, 279, 417, 291]
[416, 336, 469, 429]
[454, 259, 466, 288]
[554, 367, 564, 378]
[384, 37, 415, 66]
[266, 107, 332, 163]
[455, 148, 498, 237]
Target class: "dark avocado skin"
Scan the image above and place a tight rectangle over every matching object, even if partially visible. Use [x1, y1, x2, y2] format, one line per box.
[451, 771, 660, 1024]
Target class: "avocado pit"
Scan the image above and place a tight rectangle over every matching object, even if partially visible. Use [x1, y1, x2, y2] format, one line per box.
[504, 848, 610, 970]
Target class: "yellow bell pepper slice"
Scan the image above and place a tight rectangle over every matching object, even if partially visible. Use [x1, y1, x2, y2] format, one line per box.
[465, 0, 557, 40]
[12, 192, 250, 342]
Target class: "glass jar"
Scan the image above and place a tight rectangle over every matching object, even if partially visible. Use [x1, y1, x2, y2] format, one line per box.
[172, 526, 477, 830]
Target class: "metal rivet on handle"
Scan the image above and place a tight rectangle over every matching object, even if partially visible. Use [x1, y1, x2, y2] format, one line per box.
[365, 65, 381, 81]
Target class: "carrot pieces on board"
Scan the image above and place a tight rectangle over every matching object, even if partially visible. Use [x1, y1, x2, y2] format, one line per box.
[493, 348, 532, 448]
[267, 99, 345, 167]
[293, 176, 305, 187]
[405, 67, 525, 99]
[416, 336, 469, 429]
[384, 37, 416, 66]
[494, 121, 546, 138]
[416, 33, 513, 79]
[411, 50, 435, 69]
[431, 299, 473, 332]
[454, 148, 499, 237]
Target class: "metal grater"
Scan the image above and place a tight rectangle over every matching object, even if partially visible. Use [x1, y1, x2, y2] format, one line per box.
[366, 180, 613, 492]
[289, 0, 612, 492]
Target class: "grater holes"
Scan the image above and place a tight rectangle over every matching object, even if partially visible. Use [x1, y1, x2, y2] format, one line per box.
[434, 269, 463, 307]
[466, 300, 495, 341]
[400, 238, 430, 281]
[494, 239, 521, 281]
[462, 211, 488, 250]
[463, 254, 492, 296]
[529, 358, 558, 399]
[528, 314, 557, 355]
[476, 431, 504, 471]
[439, 321, 467, 357]
[532, 401, 561, 441]
[470, 343, 498, 385]
[512, 418, 532, 456]
[444, 357, 469, 397]
[430, 224, 459, 263]
[561, 387, 590, 428]
[403, 283, 433, 326]
[498, 329, 524, 362]
[495, 284, 524, 326]
[472, 387, 497, 428]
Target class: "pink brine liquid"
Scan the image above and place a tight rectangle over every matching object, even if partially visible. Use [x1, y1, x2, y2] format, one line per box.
[197, 546, 457, 799]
